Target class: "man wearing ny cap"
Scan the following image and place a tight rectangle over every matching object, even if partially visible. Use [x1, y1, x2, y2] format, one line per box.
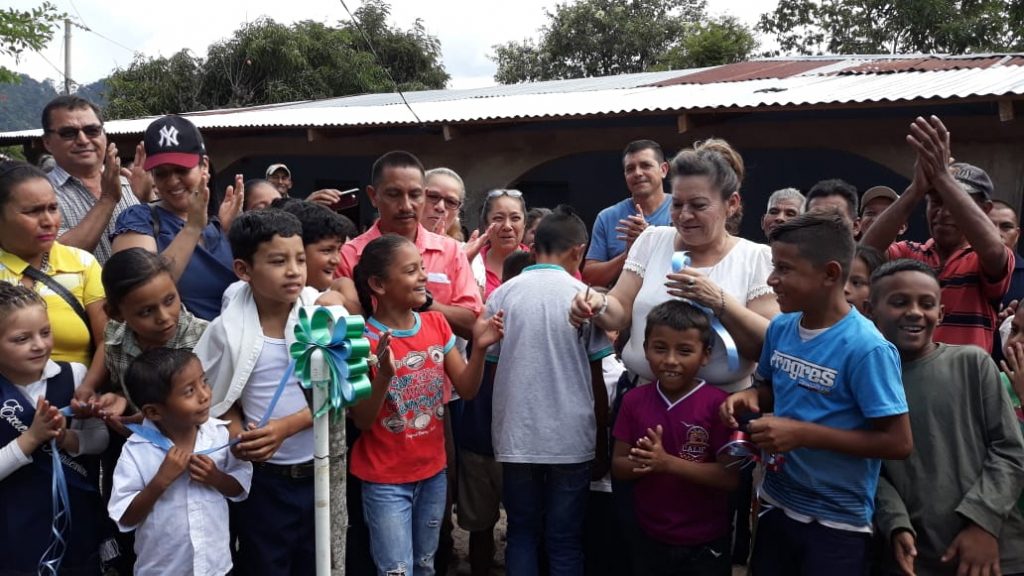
[858, 185, 906, 240]
[41, 95, 155, 264]
[862, 116, 1012, 352]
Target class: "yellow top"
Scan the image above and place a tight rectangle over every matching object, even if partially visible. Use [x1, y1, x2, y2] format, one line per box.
[0, 242, 105, 364]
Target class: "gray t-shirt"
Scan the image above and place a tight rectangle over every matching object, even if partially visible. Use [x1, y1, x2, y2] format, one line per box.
[486, 264, 614, 464]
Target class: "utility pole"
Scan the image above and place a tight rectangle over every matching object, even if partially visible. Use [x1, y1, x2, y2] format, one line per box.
[63, 18, 72, 94]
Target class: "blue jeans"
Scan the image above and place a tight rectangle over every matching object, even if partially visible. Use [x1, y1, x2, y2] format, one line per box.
[502, 461, 592, 576]
[362, 470, 447, 576]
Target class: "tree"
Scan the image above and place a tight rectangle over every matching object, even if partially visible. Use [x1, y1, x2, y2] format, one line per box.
[104, 0, 448, 118]
[492, 0, 756, 83]
[0, 2, 64, 84]
[654, 16, 759, 70]
[759, 0, 1024, 55]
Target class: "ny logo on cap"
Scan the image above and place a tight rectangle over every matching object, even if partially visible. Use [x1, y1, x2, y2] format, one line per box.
[158, 125, 179, 148]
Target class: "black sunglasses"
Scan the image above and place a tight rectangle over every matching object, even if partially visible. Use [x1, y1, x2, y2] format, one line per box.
[47, 124, 104, 141]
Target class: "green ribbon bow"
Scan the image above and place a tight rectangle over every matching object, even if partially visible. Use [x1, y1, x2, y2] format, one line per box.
[290, 306, 373, 419]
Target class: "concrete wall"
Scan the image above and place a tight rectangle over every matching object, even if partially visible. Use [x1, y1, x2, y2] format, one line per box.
[111, 101, 1022, 236]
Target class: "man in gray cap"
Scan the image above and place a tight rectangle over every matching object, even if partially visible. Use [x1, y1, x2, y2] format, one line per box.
[861, 116, 1012, 353]
[858, 185, 905, 240]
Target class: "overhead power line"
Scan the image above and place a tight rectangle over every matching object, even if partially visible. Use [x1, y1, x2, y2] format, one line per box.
[336, 0, 424, 126]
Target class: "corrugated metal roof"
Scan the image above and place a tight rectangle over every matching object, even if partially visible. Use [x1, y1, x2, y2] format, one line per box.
[839, 56, 1006, 74]
[651, 60, 842, 85]
[2, 56, 1023, 142]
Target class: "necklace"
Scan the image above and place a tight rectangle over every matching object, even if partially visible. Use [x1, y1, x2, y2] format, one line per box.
[38, 252, 50, 273]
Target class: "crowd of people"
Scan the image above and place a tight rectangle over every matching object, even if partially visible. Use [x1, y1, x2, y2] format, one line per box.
[0, 94, 1022, 576]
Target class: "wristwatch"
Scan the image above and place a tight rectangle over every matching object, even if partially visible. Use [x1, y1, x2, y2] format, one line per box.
[416, 289, 434, 313]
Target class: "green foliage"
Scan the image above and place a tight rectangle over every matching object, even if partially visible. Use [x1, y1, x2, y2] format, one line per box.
[0, 2, 64, 84]
[491, 0, 756, 83]
[105, 0, 448, 119]
[759, 0, 1024, 55]
[654, 16, 759, 70]
[0, 73, 106, 131]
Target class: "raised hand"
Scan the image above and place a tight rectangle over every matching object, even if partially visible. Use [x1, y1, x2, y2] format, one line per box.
[472, 310, 505, 349]
[373, 331, 396, 386]
[20, 396, 64, 454]
[464, 224, 495, 262]
[100, 143, 123, 203]
[123, 141, 155, 202]
[307, 189, 342, 207]
[1001, 341, 1024, 410]
[185, 172, 210, 231]
[615, 203, 648, 249]
[218, 173, 244, 231]
[906, 116, 952, 181]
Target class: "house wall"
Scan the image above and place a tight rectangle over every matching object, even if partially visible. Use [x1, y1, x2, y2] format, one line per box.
[118, 102, 1022, 239]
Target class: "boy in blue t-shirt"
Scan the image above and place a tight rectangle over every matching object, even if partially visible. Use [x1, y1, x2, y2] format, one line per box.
[720, 211, 912, 576]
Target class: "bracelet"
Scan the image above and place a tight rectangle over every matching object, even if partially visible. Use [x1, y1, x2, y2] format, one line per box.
[716, 288, 726, 317]
[594, 292, 610, 317]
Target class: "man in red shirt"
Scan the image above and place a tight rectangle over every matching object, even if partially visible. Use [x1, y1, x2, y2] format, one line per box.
[861, 116, 1012, 353]
[336, 151, 482, 338]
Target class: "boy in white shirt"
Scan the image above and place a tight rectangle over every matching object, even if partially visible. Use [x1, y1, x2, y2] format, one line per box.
[108, 348, 251, 576]
[195, 209, 331, 574]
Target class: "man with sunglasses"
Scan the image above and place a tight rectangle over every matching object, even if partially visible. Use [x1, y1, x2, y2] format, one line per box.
[42, 96, 152, 264]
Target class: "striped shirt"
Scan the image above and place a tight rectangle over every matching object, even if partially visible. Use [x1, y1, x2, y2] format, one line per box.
[888, 239, 1013, 353]
[48, 165, 138, 264]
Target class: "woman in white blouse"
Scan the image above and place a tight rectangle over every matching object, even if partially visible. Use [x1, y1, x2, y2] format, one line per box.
[571, 139, 779, 392]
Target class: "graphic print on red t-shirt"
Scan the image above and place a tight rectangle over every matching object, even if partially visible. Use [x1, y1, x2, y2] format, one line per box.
[350, 311, 456, 484]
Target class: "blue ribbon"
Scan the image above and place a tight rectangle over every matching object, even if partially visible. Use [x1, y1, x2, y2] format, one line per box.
[671, 251, 740, 372]
[38, 406, 77, 575]
[125, 307, 371, 454]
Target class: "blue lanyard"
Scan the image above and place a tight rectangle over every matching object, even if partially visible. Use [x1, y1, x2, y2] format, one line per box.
[124, 356, 298, 454]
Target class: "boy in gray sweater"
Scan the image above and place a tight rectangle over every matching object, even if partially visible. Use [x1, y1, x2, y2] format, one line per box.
[869, 259, 1024, 575]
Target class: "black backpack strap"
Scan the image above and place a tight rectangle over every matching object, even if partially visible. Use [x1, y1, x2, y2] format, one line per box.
[21, 266, 90, 331]
[149, 203, 162, 248]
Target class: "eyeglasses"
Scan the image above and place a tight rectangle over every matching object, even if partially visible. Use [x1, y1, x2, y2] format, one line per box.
[425, 189, 463, 210]
[487, 189, 523, 199]
[46, 124, 104, 141]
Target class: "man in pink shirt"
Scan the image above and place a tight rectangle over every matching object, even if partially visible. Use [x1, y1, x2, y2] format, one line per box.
[336, 151, 482, 338]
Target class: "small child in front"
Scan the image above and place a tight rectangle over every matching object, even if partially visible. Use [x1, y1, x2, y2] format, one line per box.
[489, 205, 614, 575]
[108, 348, 251, 576]
[720, 212, 912, 576]
[869, 259, 1024, 576]
[612, 300, 738, 576]
[194, 209, 326, 574]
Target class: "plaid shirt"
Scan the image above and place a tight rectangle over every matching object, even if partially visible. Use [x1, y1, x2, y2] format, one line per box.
[104, 307, 209, 408]
[49, 165, 139, 264]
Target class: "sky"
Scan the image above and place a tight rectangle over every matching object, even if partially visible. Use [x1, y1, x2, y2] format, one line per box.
[3, 0, 780, 90]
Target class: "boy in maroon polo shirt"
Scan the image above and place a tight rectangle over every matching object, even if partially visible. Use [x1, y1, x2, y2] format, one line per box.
[861, 115, 1012, 353]
[612, 300, 738, 576]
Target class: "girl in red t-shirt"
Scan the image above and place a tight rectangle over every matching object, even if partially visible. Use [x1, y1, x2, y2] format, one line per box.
[350, 234, 503, 576]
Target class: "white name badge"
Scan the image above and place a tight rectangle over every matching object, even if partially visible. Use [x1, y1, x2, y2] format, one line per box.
[427, 272, 451, 284]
